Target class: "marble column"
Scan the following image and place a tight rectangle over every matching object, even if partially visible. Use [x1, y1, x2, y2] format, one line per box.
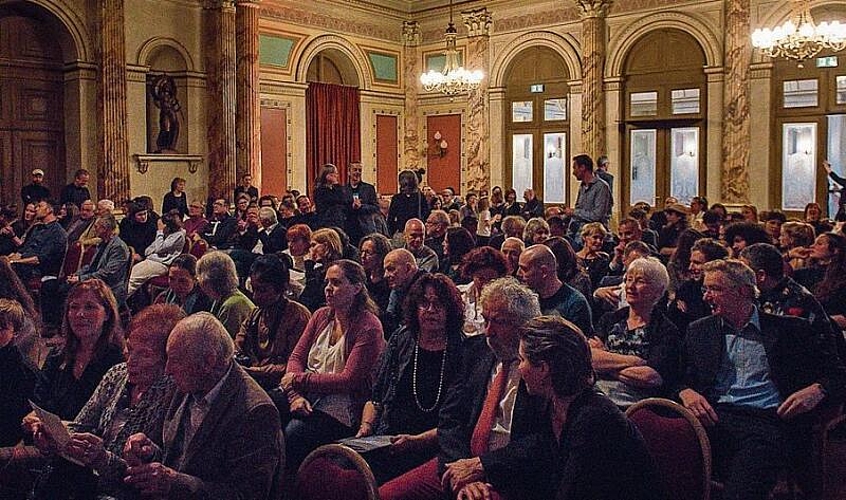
[97, 0, 130, 202]
[236, 0, 261, 191]
[721, 0, 751, 203]
[206, 0, 238, 200]
[576, 0, 611, 161]
[402, 21, 421, 171]
[462, 7, 492, 193]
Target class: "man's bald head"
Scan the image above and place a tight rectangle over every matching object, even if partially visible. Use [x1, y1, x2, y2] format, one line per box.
[404, 218, 426, 251]
[165, 312, 234, 393]
[518, 244, 559, 292]
[384, 248, 419, 290]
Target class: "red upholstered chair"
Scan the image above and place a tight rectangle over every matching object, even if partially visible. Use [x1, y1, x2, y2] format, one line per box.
[189, 239, 208, 259]
[822, 411, 846, 500]
[59, 241, 84, 279]
[294, 444, 379, 500]
[626, 398, 712, 500]
[80, 243, 99, 269]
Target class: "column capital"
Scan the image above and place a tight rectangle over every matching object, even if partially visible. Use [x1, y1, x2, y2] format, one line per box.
[204, 0, 235, 11]
[235, 0, 260, 8]
[575, 0, 612, 18]
[462, 8, 492, 37]
[403, 20, 420, 46]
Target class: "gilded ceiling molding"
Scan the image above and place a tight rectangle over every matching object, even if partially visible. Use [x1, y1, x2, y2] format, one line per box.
[294, 34, 373, 89]
[461, 8, 492, 38]
[575, 0, 612, 18]
[259, 5, 402, 42]
[403, 20, 420, 46]
[605, 11, 722, 78]
[489, 30, 583, 87]
[609, 0, 690, 14]
[495, 8, 580, 34]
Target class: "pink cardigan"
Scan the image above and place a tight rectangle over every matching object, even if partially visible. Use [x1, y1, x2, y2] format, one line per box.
[286, 306, 385, 416]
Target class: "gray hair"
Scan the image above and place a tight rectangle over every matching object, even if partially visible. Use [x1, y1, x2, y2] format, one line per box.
[95, 214, 118, 232]
[259, 206, 278, 224]
[702, 258, 760, 298]
[168, 312, 234, 368]
[480, 276, 541, 325]
[523, 217, 550, 242]
[97, 199, 115, 212]
[627, 256, 670, 296]
[196, 251, 239, 296]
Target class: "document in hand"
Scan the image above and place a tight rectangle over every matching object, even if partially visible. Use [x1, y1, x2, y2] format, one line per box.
[337, 435, 395, 454]
[29, 400, 85, 466]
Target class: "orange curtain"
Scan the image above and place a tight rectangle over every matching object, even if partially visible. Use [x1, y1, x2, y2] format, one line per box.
[306, 82, 361, 193]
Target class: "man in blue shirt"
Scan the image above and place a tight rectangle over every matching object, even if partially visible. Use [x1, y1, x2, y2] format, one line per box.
[8, 200, 67, 282]
[564, 154, 612, 247]
[676, 259, 845, 499]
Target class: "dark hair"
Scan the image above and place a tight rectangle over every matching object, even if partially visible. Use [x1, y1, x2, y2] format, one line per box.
[543, 236, 579, 282]
[258, 195, 277, 210]
[402, 273, 465, 338]
[161, 210, 183, 235]
[764, 210, 787, 223]
[398, 170, 420, 194]
[169, 253, 198, 276]
[702, 209, 722, 225]
[445, 227, 476, 266]
[461, 246, 509, 281]
[691, 238, 729, 261]
[170, 177, 186, 192]
[724, 222, 771, 246]
[519, 315, 594, 397]
[74, 169, 89, 179]
[628, 208, 648, 221]
[359, 233, 393, 275]
[709, 203, 728, 220]
[546, 215, 567, 233]
[250, 254, 290, 293]
[504, 188, 517, 202]
[814, 233, 846, 302]
[669, 229, 705, 277]
[127, 202, 147, 219]
[740, 243, 784, 280]
[572, 154, 594, 172]
[803, 202, 822, 221]
[691, 196, 708, 208]
[327, 259, 379, 316]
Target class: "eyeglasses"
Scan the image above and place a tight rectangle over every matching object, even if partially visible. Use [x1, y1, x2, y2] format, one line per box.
[417, 299, 445, 311]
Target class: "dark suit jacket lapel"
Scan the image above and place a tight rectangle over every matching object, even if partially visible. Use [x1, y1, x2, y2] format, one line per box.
[468, 348, 499, 427]
[162, 391, 186, 466]
[697, 316, 724, 387]
[179, 367, 242, 470]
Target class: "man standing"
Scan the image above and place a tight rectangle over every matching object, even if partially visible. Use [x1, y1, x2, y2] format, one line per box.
[379, 277, 551, 500]
[564, 154, 612, 245]
[59, 169, 91, 209]
[676, 259, 845, 500]
[517, 244, 593, 335]
[123, 313, 283, 499]
[234, 174, 259, 202]
[8, 200, 67, 282]
[345, 162, 379, 244]
[403, 219, 439, 273]
[21, 169, 51, 205]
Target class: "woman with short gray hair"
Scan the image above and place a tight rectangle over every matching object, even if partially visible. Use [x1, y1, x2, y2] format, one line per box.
[196, 251, 255, 338]
[592, 256, 680, 408]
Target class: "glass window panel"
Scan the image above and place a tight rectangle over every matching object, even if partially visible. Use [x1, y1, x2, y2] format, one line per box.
[671, 88, 700, 114]
[783, 79, 819, 108]
[629, 129, 657, 206]
[630, 91, 658, 116]
[544, 98, 567, 121]
[782, 123, 817, 210]
[670, 127, 700, 205]
[511, 101, 533, 122]
[543, 133, 567, 204]
[512, 134, 533, 196]
[827, 115, 846, 217]
[837, 76, 846, 105]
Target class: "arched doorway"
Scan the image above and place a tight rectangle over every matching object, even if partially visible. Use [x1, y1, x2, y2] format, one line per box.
[621, 29, 707, 210]
[0, 4, 67, 205]
[503, 46, 571, 205]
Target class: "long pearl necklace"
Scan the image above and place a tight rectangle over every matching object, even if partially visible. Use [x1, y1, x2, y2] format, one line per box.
[412, 341, 447, 413]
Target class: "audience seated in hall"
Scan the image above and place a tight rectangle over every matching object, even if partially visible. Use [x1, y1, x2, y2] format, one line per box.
[196, 251, 255, 338]
[0, 299, 38, 448]
[127, 210, 186, 298]
[154, 253, 212, 315]
[403, 218, 439, 273]
[8, 199, 67, 283]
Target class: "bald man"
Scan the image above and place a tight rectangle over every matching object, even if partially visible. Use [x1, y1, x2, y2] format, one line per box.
[517, 244, 593, 335]
[404, 218, 439, 273]
[124, 313, 283, 499]
[383, 249, 424, 336]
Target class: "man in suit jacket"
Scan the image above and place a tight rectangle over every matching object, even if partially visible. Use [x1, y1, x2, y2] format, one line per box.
[675, 259, 845, 500]
[69, 214, 130, 305]
[345, 162, 380, 245]
[124, 312, 284, 500]
[257, 207, 287, 253]
[380, 277, 552, 500]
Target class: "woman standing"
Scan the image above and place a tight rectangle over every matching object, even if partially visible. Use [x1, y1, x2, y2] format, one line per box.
[503, 188, 522, 217]
[162, 177, 188, 218]
[282, 260, 385, 470]
[356, 274, 465, 484]
[313, 163, 351, 230]
[516, 315, 663, 500]
[387, 170, 430, 238]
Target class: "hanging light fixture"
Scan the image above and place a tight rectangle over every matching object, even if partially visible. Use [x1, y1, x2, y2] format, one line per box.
[751, 0, 846, 63]
[420, 0, 484, 95]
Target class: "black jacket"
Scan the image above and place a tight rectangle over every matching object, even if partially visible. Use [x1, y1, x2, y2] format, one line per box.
[314, 184, 351, 229]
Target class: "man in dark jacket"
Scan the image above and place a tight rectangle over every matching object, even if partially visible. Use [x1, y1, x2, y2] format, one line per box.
[345, 162, 380, 245]
[21, 169, 51, 206]
[59, 169, 91, 208]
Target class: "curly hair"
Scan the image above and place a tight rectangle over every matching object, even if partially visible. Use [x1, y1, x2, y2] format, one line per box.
[402, 273, 465, 338]
[461, 246, 509, 281]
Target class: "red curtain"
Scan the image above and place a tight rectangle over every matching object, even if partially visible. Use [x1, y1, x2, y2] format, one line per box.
[306, 82, 361, 193]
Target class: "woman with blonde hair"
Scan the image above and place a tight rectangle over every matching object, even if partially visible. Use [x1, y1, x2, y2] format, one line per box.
[780, 221, 815, 270]
[298, 228, 344, 312]
[576, 222, 611, 290]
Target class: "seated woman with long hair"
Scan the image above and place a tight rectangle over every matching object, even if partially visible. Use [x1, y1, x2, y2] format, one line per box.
[440, 227, 475, 285]
[780, 221, 815, 271]
[28, 304, 185, 499]
[154, 253, 212, 315]
[281, 260, 385, 470]
[809, 232, 846, 332]
[359, 233, 393, 314]
[516, 315, 663, 500]
[356, 274, 465, 484]
[297, 228, 343, 312]
[575, 222, 611, 291]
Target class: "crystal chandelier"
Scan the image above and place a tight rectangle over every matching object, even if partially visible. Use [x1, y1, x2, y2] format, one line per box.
[751, 0, 846, 62]
[419, 0, 484, 95]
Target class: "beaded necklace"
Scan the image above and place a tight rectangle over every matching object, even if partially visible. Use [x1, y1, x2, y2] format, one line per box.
[412, 341, 447, 413]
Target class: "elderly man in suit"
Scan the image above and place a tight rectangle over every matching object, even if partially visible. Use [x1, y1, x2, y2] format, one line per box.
[676, 259, 845, 500]
[123, 313, 284, 500]
[380, 277, 553, 500]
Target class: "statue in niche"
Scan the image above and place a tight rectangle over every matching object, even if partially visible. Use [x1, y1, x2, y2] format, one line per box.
[149, 73, 182, 152]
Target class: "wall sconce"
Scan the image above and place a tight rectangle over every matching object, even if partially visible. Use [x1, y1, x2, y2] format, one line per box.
[433, 131, 448, 158]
